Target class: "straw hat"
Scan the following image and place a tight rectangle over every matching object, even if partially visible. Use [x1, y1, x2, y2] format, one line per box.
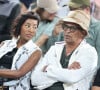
[62, 10, 90, 32]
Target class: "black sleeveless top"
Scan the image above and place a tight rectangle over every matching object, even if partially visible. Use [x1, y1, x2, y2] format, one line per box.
[0, 47, 18, 85]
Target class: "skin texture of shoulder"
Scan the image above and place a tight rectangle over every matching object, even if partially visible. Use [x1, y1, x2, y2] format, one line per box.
[0, 49, 41, 78]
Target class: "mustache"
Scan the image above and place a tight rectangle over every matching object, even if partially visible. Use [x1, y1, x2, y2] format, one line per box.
[64, 34, 71, 37]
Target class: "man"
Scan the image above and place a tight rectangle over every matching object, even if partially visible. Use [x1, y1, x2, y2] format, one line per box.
[32, 0, 59, 54]
[31, 10, 98, 90]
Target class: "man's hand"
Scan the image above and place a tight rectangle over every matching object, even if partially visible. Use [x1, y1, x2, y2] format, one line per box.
[68, 61, 81, 70]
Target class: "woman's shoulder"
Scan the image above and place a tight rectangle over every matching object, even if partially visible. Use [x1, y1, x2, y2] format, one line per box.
[23, 40, 41, 51]
[0, 38, 16, 46]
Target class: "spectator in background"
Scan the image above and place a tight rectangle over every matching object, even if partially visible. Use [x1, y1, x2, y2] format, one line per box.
[0, 11, 41, 90]
[0, 0, 20, 43]
[32, 0, 60, 54]
[46, 20, 63, 51]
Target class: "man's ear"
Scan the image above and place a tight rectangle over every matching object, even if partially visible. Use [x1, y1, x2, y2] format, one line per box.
[81, 30, 87, 36]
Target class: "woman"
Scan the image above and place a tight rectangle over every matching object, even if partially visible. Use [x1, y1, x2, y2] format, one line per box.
[0, 11, 41, 90]
[31, 10, 98, 90]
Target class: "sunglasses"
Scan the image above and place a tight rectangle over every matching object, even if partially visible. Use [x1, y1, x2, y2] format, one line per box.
[62, 24, 83, 33]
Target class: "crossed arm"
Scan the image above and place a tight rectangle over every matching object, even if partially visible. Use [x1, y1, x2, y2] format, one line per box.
[43, 61, 81, 72]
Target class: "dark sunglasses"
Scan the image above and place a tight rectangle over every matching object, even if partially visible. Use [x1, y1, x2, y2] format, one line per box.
[62, 24, 78, 32]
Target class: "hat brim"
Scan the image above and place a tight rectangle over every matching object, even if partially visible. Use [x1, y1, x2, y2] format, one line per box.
[62, 18, 87, 31]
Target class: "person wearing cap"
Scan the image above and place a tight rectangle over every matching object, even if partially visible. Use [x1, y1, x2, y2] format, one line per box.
[32, 0, 60, 54]
[31, 10, 98, 90]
